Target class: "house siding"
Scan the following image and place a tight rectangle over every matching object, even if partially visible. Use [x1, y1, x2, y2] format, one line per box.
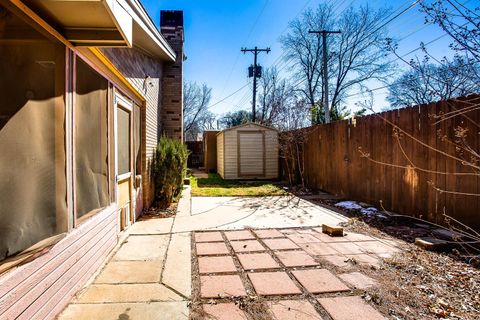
[101, 48, 163, 209]
[0, 207, 118, 320]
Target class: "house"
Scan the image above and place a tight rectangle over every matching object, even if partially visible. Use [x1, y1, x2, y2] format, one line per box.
[0, 1, 183, 318]
[217, 123, 279, 179]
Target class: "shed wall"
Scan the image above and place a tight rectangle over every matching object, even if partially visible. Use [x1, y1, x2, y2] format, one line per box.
[220, 124, 279, 180]
[217, 133, 225, 178]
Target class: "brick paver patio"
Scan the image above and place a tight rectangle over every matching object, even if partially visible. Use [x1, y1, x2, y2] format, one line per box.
[193, 227, 395, 319]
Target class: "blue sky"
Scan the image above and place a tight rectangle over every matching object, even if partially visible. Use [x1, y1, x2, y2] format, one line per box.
[144, 0, 455, 118]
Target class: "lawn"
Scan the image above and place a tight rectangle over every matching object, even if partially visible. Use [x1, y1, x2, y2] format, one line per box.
[190, 173, 288, 197]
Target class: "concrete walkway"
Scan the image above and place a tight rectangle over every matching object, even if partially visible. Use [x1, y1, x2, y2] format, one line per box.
[58, 188, 352, 319]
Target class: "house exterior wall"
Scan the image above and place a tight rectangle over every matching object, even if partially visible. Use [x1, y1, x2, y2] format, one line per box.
[101, 47, 163, 209]
[161, 11, 184, 141]
[0, 206, 118, 320]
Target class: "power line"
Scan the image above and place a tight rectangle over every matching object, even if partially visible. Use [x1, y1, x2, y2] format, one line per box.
[207, 83, 249, 109]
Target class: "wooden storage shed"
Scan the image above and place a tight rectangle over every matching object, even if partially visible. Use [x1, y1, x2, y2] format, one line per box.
[217, 123, 279, 179]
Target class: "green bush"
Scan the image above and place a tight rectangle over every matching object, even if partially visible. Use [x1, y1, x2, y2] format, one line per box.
[152, 136, 189, 208]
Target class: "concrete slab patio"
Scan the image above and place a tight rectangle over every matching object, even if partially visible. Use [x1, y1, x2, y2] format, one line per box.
[59, 187, 395, 319]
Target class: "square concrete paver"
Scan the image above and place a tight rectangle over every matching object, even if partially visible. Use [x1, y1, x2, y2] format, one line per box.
[77, 284, 181, 303]
[59, 302, 188, 320]
[343, 232, 376, 242]
[275, 250, 319, 267]
[263, 238, 299, 250]
[230, 240, 265, 252]
[198, 256, 237, 274]
[195, 231, 224, 242]
[287, 233, 323, 244]
[113, 235, 169, 261]
[196, 242, 230, 255]
[292, 269, 349, 293]
[354, 241, 399, 255]
[328, 242, 364, 255]
[321, 255, 349, 268]
[299, 242, 339, 256]
[128, 217, 173, 235]
[268, 300, 323, 320]
[254, 229, 285, 238]
[345, 254, 380, 268]
[318, 296, 385, 320]
[95, 261, 162, 284]
[203, 303, 248, 320]
[248, 272, 301, 295]
[339, 272, 377, 289]
[200, 275, 246, 298]
[237, 253, 280, 270]
[225, 230, 255, 241]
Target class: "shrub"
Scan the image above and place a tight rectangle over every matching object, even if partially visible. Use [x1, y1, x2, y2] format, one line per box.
[152, 136, 189, 208]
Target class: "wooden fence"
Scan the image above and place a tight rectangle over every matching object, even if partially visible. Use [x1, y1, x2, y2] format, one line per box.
[286, 95, 480, 231]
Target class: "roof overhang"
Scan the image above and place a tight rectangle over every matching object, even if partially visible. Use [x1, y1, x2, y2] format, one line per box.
[25, 0, 176, 61]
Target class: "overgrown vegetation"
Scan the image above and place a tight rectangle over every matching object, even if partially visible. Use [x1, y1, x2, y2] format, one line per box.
[190, 173, 287, 197]
[152, 136, 189, 208]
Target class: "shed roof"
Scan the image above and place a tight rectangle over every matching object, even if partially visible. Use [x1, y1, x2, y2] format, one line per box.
[217, 122, 279, 135]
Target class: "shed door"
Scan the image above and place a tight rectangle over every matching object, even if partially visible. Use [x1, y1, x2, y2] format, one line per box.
[238, 131, 265, 177]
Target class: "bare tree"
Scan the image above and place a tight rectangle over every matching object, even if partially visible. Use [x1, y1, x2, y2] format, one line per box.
[183, 81, 213, 141]
[257, 67, 293, 126]
[281, 3, 393, 123]
[420, 0, 480, 62]
[387, 56, 480, 108]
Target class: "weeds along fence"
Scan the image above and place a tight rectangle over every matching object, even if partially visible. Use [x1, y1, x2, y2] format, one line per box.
[282, 95, 480, 231]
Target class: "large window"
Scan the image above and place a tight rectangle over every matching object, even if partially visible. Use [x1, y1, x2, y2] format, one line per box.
[75, 58, 109, 219]
[0, 5, 67, 262]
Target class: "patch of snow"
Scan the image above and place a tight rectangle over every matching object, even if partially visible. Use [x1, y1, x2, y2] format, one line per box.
[335, 201, 362, 210]
[360, 207, 378, 216]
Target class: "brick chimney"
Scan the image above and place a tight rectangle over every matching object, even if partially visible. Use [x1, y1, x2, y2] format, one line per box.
[160, 10, 184, 141]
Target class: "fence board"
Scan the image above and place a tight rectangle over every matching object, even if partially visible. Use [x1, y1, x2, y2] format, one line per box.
[284, 95, 480, 231]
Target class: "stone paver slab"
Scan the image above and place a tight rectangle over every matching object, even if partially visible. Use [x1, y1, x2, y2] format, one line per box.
[77, 284, 181, 303]
[287, 233, 323, 244]
[128, 217, 173, 235]
[59, 302, 188, 320]
[275, 250, 319, 267]
[196, 242, 230, 255]
[263, 238, 299, 250]
[254, 229, 285, 238]
[339, 272, 377, 289]
[237, 253, 280, 270]
[321, 255, 349, 268]
[355, 241, 399, 255]
[318, 296, 385, 320]
[200, 275, 246, 298]
[198, 256, 237, 274]
[292, 269, 349, 293]
[195, 231, 224, 242]
[203, 303, 248, 320]
[162, 232, 192, 297]
[225, 230, 255, 240]
[268, 300, 323, 320]
[114, 235, 169, 261]
[343, 232, 376, 242]
[299, 242, 339, 256]
[95, 261, 162, 284]
[345, 254, 380, 268]
[328, 242, 364, 255]
[230, 240, 265, 252]
[248, 272, 301, 296]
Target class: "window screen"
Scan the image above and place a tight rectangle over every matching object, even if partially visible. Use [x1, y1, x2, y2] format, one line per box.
[0, 5, 67, 262]
[75, 58, 109, 219]
[117, 107, 130, 175]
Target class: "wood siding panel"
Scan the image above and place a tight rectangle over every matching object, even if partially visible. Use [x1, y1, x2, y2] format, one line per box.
[217, 133, 224, 178]
[0, 207, 118, 320]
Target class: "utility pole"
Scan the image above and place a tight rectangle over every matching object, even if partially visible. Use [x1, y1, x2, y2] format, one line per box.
[241, 46, 270, 122]
[308, 30, 340, 124]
